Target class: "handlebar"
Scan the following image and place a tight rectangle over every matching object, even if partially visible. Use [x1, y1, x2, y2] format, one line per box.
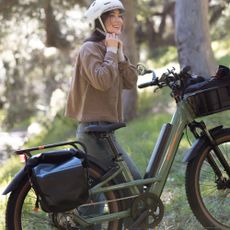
[137, 64, 193, 96]
[138, 77, 158, 89]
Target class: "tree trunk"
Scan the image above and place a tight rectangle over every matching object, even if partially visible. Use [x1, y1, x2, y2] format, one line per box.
[43, 0, 70, 49]
[175, 0, 217, 77]
[121, 0, 138, 122]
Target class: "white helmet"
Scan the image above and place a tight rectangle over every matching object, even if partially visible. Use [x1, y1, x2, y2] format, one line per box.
[84, 0, 125, 31]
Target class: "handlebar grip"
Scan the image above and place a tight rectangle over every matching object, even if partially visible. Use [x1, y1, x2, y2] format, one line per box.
[138, 81, 154, 89]
[181, 66, 191, 74]
[145, 70, 153, 74]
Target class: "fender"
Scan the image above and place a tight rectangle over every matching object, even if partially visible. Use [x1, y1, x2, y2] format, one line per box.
[183, 126, 223, 163]
[2, 167, 28, 195]
[2, 155, 109, 195]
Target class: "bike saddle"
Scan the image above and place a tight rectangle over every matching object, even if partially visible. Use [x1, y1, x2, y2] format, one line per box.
[84, 122, 126, 133]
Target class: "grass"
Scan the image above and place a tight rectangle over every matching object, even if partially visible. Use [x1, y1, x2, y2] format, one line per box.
[117, 113, 172, 175]
[0, 156, 21, 229]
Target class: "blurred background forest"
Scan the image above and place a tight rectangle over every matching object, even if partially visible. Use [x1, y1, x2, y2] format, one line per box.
[0, 0, 230, 135]
[0, 0, 229, 150]
[0, 0, 230, 229]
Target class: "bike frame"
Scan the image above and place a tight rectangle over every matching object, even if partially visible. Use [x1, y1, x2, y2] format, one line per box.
[74, 100, 197, 227]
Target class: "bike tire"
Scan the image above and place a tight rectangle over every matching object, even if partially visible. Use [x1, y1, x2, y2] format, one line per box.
[5, 160, 125, 230]
[185, 128, 230, 230]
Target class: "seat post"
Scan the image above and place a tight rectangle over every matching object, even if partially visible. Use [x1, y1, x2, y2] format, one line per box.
[83, 122, 126, 159]
[102, 133, 121, 160]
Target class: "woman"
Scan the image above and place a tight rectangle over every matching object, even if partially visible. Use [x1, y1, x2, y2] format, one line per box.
[65, 0, 141, 180]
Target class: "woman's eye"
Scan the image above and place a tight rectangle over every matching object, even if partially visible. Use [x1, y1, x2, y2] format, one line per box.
[109, 15, 123, 21]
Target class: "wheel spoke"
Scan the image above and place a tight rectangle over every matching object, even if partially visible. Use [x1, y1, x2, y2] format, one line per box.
[185, 129, 230, 229]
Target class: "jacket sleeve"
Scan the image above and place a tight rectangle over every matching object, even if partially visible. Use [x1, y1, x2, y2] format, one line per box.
[118, 57, 138, 89]
[80, 43, 119, 91]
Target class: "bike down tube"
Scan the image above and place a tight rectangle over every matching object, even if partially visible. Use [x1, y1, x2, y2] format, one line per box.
[149, 101, 195, 196]
[90, 160, 160, 195]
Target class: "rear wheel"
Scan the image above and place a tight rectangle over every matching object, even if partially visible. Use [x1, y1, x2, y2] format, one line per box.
[186, 128, 230, 229]
[5, 162, 124, 230]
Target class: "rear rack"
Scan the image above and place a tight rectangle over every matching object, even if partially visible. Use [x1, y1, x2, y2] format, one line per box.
[15, 140, 85, 157]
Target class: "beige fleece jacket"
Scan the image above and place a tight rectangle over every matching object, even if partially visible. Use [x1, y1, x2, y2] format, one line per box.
[65, 40, 137, 122]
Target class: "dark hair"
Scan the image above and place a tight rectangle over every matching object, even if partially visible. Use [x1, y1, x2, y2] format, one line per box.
[84, 12, 110, 43]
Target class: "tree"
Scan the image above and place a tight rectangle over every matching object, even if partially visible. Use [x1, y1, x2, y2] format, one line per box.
[3, 54, 38, 128]
[175, 0, 217, 76]
[121, 0, 139, 121]
[0, 1, 87, 128]
[136, 0, 176, 53]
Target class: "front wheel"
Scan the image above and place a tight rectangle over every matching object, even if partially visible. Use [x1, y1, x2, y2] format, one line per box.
[186, 128, 230, 230]
[5, 161, 124, 230]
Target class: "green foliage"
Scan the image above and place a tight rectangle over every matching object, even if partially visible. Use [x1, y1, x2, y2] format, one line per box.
[150, 46, 178, 68]
[137, 87, 175, 116]
[117, 113, 171, 175]
[0, 156, 22, 229]
[159, 47, 178, 67]
[0, 156, 21, 186]
[201, 110, 230, 128]
[217, 55, 230, 67]
[210, 2, 230, 40]
[26, 112, 77, 147]
[212, 39, 230, 67]
[137, 90, 154, 115]
[0, 2, 87, 129]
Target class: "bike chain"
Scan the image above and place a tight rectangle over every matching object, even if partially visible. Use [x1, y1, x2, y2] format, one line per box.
[79, 194, 139, 208]
[51, 193, 164, 229]
[51, 195, 139, 229]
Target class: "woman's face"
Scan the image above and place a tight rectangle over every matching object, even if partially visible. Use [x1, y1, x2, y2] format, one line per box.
[104, 9, 124, 35]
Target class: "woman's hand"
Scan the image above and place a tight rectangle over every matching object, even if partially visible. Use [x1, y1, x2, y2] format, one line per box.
[105, 33, 119, 49]
[105, 33, 125, 61]
[118, 40, 125, 62]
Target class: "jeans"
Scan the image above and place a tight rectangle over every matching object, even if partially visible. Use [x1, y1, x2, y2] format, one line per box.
[76, 122, 141, 229]
[76, 122, 141, 180]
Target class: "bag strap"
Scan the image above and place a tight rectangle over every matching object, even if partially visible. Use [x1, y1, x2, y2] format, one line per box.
[25, 148, 87, 170]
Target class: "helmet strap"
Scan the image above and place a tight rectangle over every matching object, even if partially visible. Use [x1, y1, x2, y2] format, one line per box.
[96, 28, 106, 36]
[98, 16, 107, 33]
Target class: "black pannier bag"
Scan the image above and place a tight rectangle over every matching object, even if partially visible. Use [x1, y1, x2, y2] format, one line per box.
[184, 65, 230, 117]
[26, 148, 88, 213]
